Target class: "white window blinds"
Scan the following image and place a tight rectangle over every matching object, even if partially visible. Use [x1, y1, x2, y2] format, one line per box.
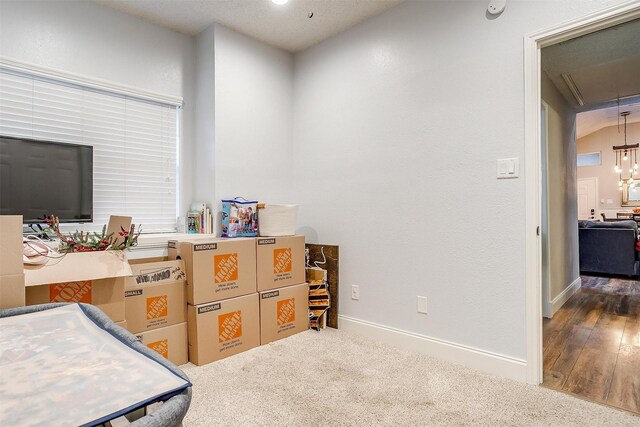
[0, 70, 178, 233]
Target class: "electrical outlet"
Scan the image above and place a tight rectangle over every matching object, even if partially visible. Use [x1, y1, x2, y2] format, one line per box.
[417, 296, 427, 314]
[351, 285, 360, 300]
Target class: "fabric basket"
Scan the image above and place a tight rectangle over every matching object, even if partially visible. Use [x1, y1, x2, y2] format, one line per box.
[258, 204, 298, 236]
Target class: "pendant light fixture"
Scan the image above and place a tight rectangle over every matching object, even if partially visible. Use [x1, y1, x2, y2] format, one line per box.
[614, 111, 639, 191]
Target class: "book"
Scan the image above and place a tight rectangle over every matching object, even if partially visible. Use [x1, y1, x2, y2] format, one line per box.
[186, 203, 213, 235]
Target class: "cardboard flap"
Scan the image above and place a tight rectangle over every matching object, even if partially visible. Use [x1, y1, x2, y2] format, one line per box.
[24, 251, 133, 286]
[107, 215, 133, 247]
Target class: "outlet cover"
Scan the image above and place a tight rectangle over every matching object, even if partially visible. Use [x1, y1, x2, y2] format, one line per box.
[351, 285, 360, 300]
[417, 296, 427, 314]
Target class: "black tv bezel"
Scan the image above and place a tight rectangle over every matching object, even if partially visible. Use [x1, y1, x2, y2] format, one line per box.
[0, 135, 94, 224]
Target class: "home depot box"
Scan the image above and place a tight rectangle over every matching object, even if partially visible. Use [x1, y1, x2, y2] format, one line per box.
[0, 215, 23, 276]
[187, 293, 259, 366]
[0, 274, 25, 309]
[178, 238, 256, 305]
[168, 240, 180, 260]
[256, 235, 305, 292]
[136, 322, 188, 366]
[259, 282, 309, 345]
[168, 235, 218, 260]
[25, 278, 125, 322]
[125, 260, 186, 333]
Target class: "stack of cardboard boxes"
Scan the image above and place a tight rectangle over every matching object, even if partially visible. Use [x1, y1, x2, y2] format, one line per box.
[0, 215, 26, 309]
[1, 215, 309, 367]
[171, 235, 308, 366]
[124, 259, 188, 366]
[179, 237, 260, 366]
[256, 236, 308, 346]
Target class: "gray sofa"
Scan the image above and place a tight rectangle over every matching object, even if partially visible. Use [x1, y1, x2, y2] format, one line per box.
[578, 220, 639, 277]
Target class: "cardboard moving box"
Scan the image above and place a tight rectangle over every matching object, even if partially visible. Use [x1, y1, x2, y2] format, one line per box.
[0, 274, 25, 309]
[260, 283, 309, 345]
[136, 322, 188, 366]
[25, 278, 125, 322]
[256, 236, 305, 292]
[167, 235, 219, 261]
[0, 215, 23, 277]
[24, 250, 132, 286]
[187, 293, 259, 366]
[178, 238, 256, 305]
[125, 260, 187, 333]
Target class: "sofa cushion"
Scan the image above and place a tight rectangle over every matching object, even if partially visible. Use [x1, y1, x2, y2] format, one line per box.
[588, 219, 636, 229]
[579, 220, 638, 235]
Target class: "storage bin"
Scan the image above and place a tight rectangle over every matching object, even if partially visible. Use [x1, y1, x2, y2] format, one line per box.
[258, 204, 298, 237]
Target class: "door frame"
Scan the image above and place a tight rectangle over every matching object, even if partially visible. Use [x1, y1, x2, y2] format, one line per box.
[577, 176, 599, 220]
[524, 1, 640, 384]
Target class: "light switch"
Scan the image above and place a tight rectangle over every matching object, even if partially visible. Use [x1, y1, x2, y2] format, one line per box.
[497, 158, 519, 179]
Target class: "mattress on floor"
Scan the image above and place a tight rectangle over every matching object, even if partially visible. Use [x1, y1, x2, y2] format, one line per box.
[0, 303, 191, 427]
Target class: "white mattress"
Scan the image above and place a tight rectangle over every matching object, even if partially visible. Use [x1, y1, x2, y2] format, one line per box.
[0, 304, 190, 427]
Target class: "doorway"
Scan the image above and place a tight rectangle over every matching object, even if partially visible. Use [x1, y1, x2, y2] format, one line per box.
[523, 0, 640, 394]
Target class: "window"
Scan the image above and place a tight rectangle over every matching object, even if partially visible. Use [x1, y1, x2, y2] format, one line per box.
[0, 69, 179, 233]
[577, 152, 601, 167]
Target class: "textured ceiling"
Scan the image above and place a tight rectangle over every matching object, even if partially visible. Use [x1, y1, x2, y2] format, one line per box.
[94, 0, 403, 52]
[542, 18, 640, 138]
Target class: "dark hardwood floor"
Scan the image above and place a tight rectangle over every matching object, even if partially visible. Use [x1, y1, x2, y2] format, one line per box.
[543, 276, 640, 415]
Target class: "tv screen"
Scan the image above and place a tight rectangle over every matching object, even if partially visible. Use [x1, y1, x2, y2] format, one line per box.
[0, 136, 93, 223]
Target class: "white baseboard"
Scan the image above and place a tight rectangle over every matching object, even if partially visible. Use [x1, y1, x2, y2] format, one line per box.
[543, 277, 581, 318]
[338, 315, 527, 382]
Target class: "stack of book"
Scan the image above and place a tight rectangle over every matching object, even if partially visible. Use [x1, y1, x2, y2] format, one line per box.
[187, 202, 213, 234]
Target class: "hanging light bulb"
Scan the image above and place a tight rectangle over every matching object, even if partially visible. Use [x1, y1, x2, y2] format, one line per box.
[613, 112, 639, 190]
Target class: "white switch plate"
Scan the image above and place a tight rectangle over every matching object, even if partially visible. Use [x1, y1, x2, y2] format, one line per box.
[497, 158, 519, 179]
[351, 285, 359, 300]
[417, 296, 427, 314]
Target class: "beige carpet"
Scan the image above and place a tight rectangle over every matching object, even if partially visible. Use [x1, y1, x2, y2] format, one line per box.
[180, 329, 639, 426]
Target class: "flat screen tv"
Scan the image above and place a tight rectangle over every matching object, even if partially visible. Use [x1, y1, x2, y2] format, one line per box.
[0, 136, 93, 223]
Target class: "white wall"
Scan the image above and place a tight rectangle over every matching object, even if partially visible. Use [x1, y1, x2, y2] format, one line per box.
[541, 72, 579, 316]
[292, 0, 624, 363]
[578, 121, 640, 213]
[194, 25, 216, 210]
[0, 0, 197, 216]
[213, 25, 293, 205]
